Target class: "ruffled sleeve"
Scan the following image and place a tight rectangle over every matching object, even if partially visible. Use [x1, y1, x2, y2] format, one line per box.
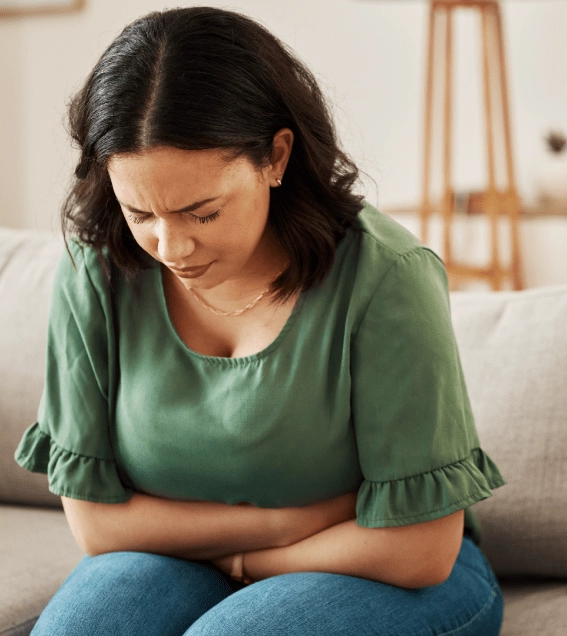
[14, 240, 133, 503]
[351, 247, 506, 534]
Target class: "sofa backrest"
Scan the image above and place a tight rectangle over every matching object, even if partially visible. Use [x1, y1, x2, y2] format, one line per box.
[1, 226, 566, 579]
[0, 227, 64, 508]
[450, 285, 567, 579]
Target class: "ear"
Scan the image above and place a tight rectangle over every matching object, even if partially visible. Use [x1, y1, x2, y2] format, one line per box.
[268, 128, 294, 185]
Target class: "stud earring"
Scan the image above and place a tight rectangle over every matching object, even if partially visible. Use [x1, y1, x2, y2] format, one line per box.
[275, 178, 282, 186]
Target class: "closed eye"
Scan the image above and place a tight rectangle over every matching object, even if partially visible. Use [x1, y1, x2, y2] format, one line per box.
[191, 209, 220, 224]
[127, 209, 221, 225]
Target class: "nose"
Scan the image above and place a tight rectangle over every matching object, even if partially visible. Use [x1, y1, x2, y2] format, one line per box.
[155, 218, 196, 266]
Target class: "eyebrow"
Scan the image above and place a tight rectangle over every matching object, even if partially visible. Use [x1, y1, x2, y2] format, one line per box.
[117, 196, 221, 215]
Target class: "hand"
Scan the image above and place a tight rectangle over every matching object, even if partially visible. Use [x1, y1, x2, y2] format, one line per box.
[211, 553, 255, 585]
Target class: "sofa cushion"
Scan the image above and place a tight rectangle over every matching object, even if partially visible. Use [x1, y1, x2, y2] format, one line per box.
[0, 504, 84, 635]
[499, 579, 567, 636]
[0, 227, 64, 508]
[450, 284, 567, 579]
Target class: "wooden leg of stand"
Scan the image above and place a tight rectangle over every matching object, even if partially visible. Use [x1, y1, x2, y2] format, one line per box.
[481, 4, 502, 290]
[505, 189, 524, 290]
[442, 6, 454, 268]
[494, 4, 524, 290]
[420, 1, 437, 247]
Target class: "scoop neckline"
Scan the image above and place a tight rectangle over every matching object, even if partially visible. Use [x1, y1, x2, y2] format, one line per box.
[156, 266, 306, 366]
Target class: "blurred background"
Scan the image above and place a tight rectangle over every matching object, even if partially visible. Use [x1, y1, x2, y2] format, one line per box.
[1, 0, 566, 288]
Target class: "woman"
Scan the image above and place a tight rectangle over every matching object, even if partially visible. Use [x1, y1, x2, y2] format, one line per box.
[15, 7, 506, 635]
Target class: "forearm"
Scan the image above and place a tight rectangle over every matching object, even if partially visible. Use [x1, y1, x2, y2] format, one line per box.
[241, 519, 446, 590]
[70, 492, 281, 560]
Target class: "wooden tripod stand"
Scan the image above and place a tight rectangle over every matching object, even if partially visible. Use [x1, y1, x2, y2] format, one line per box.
[419, 0, 524, 291]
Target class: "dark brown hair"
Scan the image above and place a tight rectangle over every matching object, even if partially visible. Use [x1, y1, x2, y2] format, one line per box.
[62, 6, 365, 300]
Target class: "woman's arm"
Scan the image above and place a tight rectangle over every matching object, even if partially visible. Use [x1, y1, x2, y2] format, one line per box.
[61, 490, 358, 560]
[220, 509, 465, 590]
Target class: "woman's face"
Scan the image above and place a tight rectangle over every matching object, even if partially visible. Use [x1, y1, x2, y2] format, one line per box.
[107, 138, 290, 292]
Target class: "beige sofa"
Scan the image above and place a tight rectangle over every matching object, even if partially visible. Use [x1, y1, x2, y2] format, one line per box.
[1, 225, 566, 635]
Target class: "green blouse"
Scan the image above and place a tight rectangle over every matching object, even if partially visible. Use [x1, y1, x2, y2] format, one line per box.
[15, 201, 506, 546]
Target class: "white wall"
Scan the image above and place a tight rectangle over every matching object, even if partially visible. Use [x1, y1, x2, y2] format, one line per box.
[0, 0, 566, 284]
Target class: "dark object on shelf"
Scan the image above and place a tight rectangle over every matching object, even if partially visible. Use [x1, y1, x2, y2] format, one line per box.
[545, 130, 566, 154]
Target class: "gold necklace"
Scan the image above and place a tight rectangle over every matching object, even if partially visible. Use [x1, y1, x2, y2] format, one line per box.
[189, 270, 285, 317]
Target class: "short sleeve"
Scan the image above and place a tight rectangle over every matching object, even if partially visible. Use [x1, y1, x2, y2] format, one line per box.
[351, 246, 506, 528]
[14, 240, 134, 503]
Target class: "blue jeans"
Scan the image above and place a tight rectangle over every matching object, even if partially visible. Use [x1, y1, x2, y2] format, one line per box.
[31, 536, 503, 635]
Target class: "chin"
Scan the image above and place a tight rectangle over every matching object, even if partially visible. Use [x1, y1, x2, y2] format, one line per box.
[179, 276, 218, 291]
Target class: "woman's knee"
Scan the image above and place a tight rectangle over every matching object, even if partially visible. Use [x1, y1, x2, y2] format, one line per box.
[185, 572, 394, 635]
[31, 551, 234, 636]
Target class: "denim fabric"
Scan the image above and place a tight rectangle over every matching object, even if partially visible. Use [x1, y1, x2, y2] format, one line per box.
[31, 536, 503, 635]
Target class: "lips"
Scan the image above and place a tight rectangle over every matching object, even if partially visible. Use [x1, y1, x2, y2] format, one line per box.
[172, 264, 208, 273]
[170, 262, 212, 278]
